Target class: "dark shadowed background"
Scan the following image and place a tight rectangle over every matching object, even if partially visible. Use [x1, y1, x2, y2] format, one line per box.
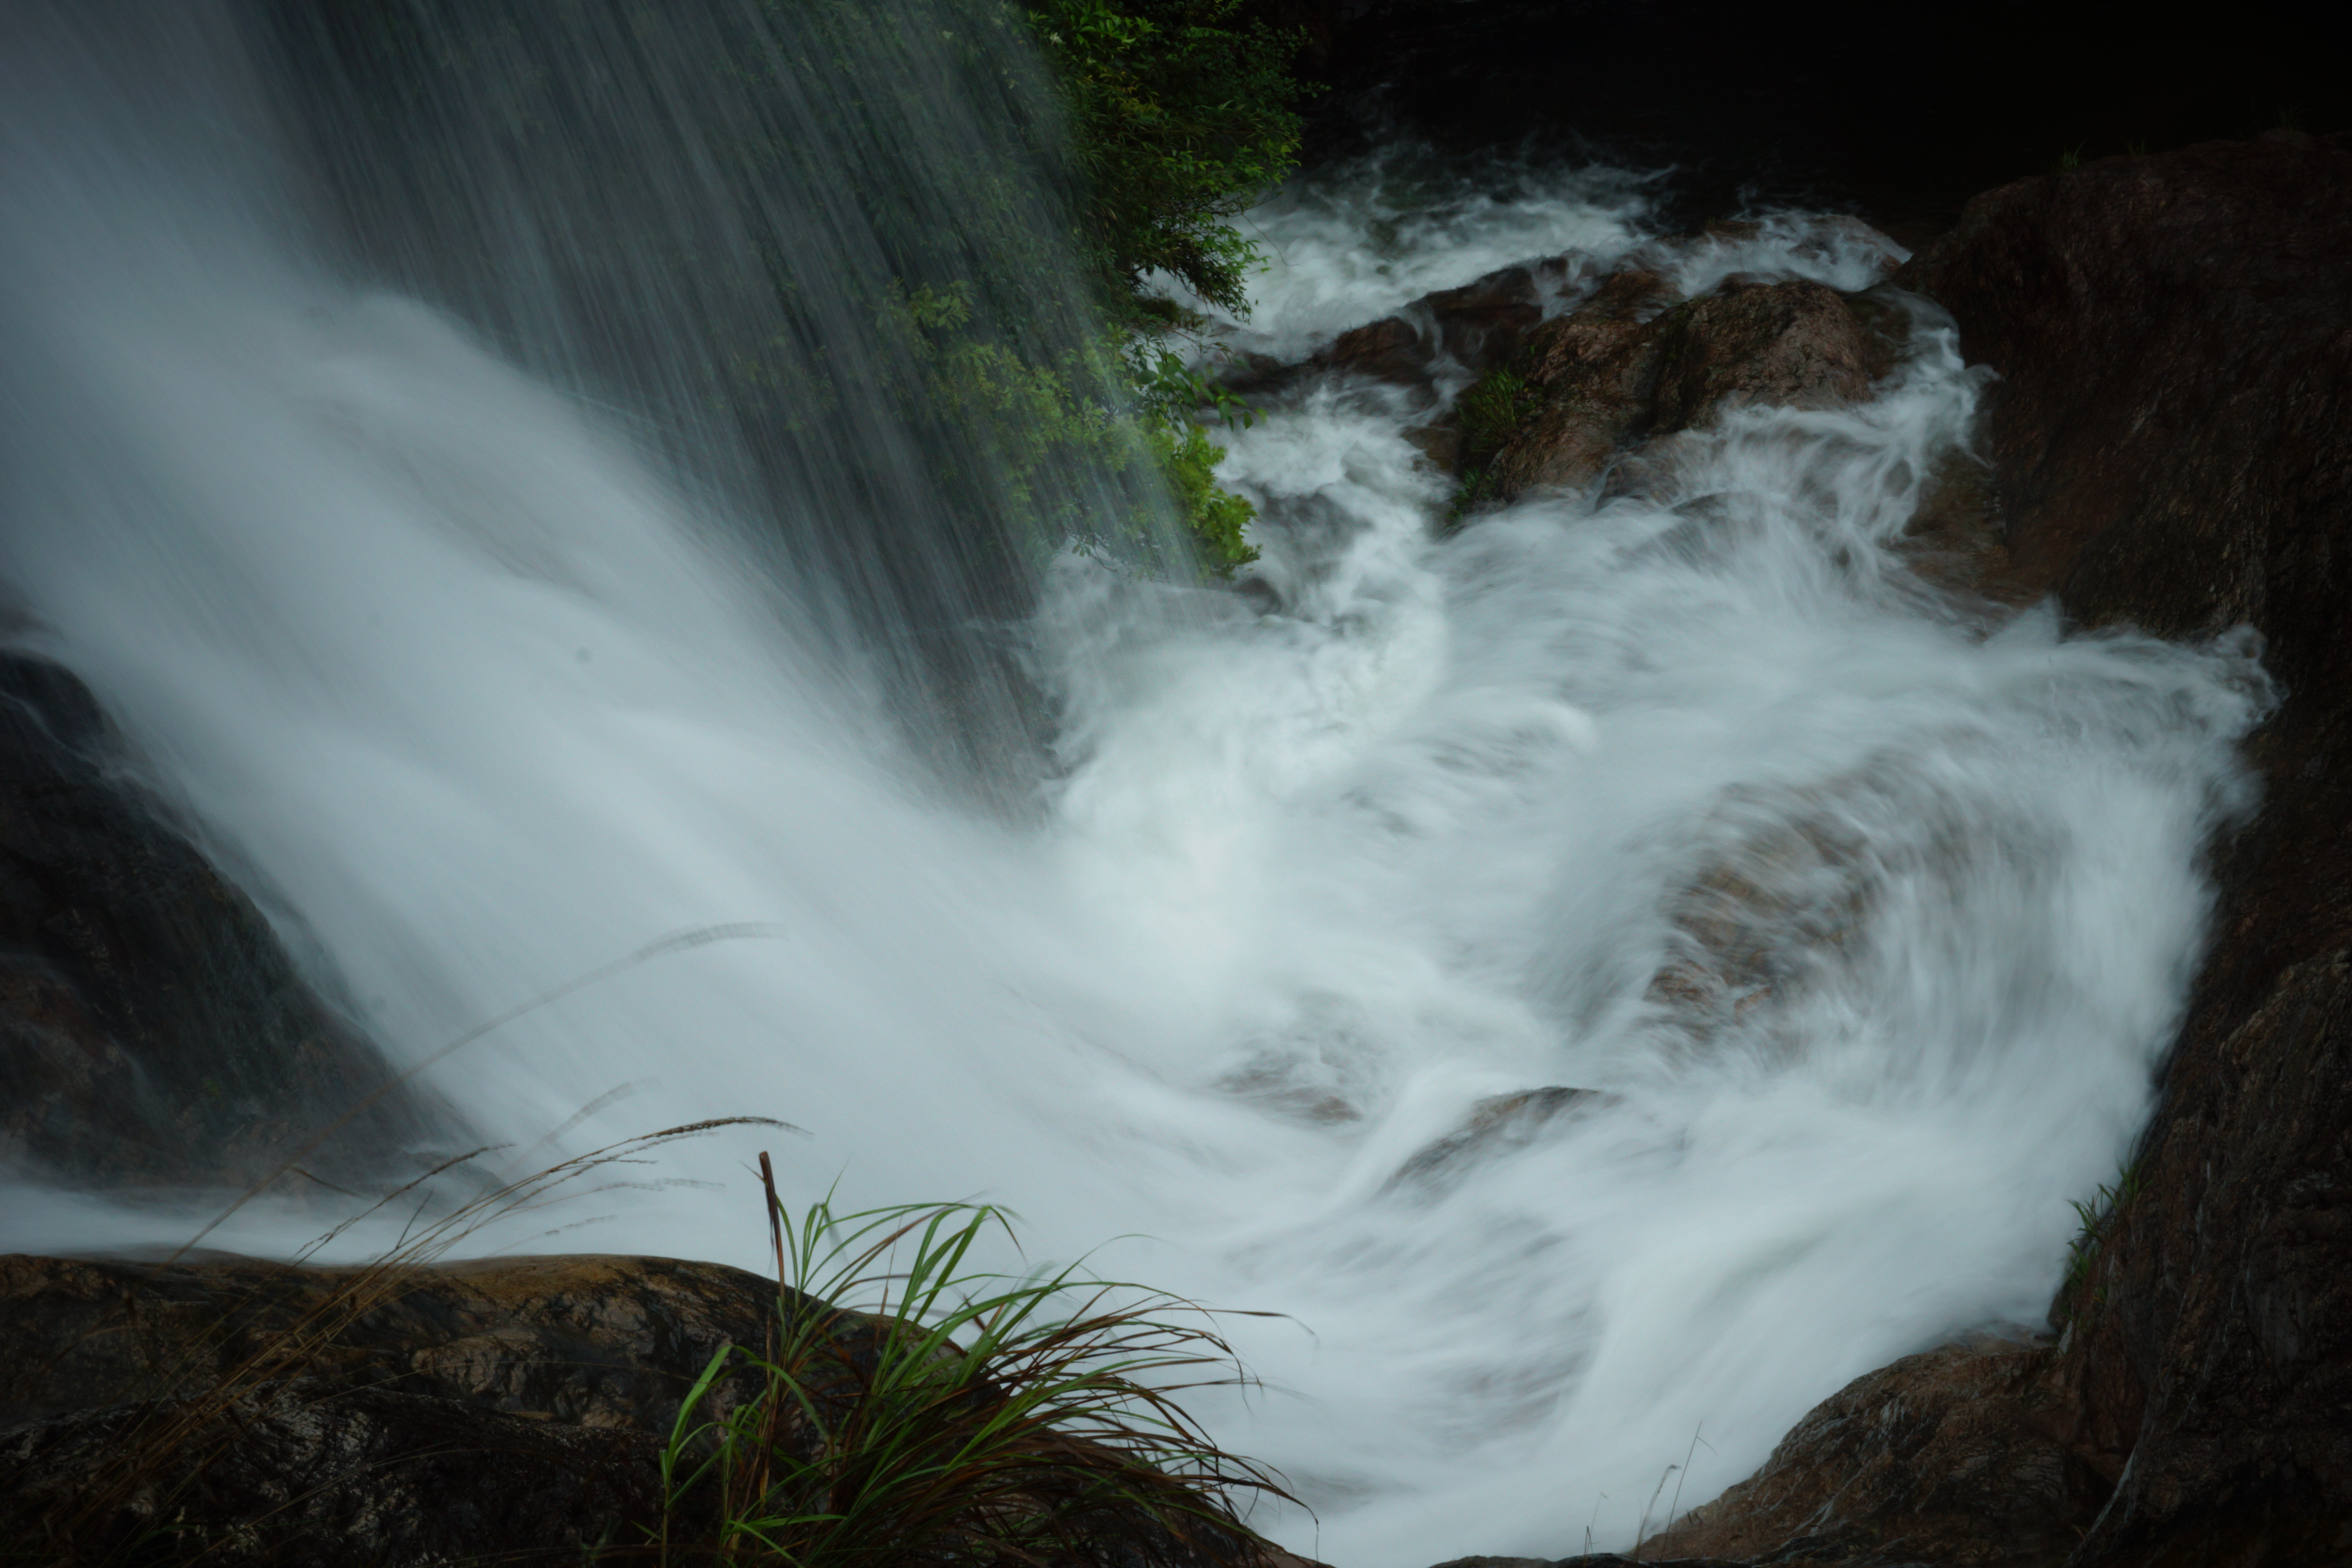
[1275, 0, 2347, 237]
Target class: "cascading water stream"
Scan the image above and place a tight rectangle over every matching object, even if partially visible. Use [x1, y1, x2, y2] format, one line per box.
[0, 5, 2272, 1562]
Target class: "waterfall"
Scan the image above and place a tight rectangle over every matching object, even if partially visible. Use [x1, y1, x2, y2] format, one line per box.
[0, 5, 2269, 1562]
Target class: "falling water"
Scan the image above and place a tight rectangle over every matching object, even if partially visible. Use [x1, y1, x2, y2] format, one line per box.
[0, 5, 2270, 1563]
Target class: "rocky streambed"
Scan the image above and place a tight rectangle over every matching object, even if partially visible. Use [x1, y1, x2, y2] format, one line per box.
[7, 130, 2352, 1566]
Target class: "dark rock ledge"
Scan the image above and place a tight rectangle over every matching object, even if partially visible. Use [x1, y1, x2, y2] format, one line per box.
[1631, 130, 2352, 1568]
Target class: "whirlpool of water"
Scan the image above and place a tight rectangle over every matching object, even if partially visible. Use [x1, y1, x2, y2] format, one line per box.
[0, 6, 2270, 1562]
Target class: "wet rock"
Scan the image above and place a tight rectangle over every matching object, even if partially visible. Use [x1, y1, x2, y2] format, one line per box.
[1418, 263, 1549, 369]
[1481, 272, 1898, 505]
[1646, 278, 1893, 435]
[1309, 258, 1563, 390]
[1390, 1087, 1605, 1190]
[0, 653, 451, 1192]
[1710, 132, 2352, 1565]
[1443, 133, 2352, 1568]
[1321, 313, 1434, 385]
[1485, 269, 1674, 498]
[1640, 1337, 2101, 1566]
[1404, 416, 1465, 474]
[1891, 449, 2040, 608]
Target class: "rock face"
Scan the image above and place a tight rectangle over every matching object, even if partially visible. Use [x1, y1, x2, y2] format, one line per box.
[1653, 132, 2352, 1568]
[0, 652, 446, 1189]
[1910, 129, 2352, 1568]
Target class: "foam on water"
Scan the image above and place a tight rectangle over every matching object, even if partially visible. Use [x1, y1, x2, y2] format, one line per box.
[0, 21, 2270, 1565]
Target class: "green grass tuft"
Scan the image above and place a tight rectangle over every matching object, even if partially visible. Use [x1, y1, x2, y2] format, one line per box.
[655, 1156, 1293, 1566]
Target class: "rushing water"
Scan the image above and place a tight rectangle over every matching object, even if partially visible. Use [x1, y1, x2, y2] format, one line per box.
[0, 5, 2272, 1562]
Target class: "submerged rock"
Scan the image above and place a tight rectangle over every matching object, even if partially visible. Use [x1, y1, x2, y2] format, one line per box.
[1390, 1087, 1607, 1191]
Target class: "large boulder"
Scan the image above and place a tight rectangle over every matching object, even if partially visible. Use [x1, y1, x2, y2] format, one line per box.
[0, 1250, 1310, 1568]
[0, 652, 448, 1190]
[1911, 129, 2352, 1566]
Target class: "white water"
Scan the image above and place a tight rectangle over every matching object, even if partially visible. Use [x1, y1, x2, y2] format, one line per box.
[0, 25, 2272, 1568]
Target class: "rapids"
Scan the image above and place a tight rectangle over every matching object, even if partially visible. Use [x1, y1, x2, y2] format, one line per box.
[0, 5, 2270, 1561]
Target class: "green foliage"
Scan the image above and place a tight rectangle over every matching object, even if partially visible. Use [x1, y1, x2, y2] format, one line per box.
[1017, 0, 1298, 571]
[1456, 368, 1542, 458]
[1150, 422, 1259, 573]
[657, 1173, 1290, 1565]
[1130, 344, 1261, 573]
[1027, 0, 1307, 319]
[751, 1, 1288, 578]
[869, 286, 1260, 577]
[1447, 366, 1544, 526]
[2057, 1157, 2145, 1325]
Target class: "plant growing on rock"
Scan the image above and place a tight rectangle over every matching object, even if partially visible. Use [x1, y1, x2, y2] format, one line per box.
[2056, 1157, 2144, 1325]
[657, 1157, 1291, 1566]
[1447, 366, 1544, 523]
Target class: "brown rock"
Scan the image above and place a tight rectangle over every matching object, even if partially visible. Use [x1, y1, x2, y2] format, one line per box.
[1405, 416, 1465, 474]
[0, 1252, 775, 1563]
[1419, 263, 1547, 369]
[1647, 278, 1890, 435]
[1642, 1337, 2101, 1566]
[1321, 313, 1434, 385]
[1483, 272, 1898, 506]
[0, 1250, 1287, 1566]
[1894, 449, 2040, 608]
[1312, 258, 1564, 391]
[1487, 270, 1674, 498]
[3, 1381, 670, 1567]
[0, 1251, 793, 1435]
